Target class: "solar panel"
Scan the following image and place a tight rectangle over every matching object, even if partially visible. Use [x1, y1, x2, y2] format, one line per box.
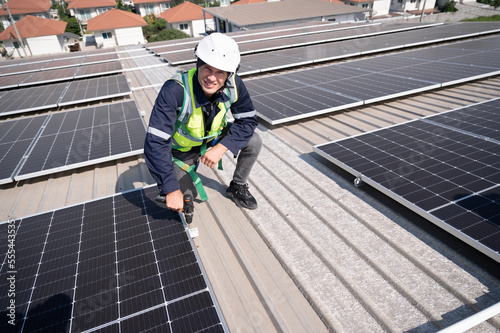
[18, 67, 79, 86]
[14, 101, 145, 181]
[0, 82, 68, 116]
[0, 186, 228, 332]
[247, 35, 500, 125]
[0, 115, 49, 184]
[58, 74, 131, 106]
[0, 73, 33, 90]
[314, 98, 500, 263]
[74, 61, 123, 79]
[161, 22, 500, 71]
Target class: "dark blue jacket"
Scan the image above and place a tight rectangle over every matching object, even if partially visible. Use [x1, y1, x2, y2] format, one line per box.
[144, 70, 258, 195]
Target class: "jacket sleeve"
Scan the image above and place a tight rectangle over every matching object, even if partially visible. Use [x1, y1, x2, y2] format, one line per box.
[144, 80, 184, 194]
[220, 75, 259, 156]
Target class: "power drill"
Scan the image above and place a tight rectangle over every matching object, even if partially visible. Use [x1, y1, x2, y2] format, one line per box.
[155, 193, 194, 225]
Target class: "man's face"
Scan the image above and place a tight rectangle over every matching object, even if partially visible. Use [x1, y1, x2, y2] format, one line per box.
[197, 64, 228, 99]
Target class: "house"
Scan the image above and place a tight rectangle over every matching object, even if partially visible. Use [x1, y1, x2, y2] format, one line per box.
[390, 0, 436, 16]
[86, 8, 147, 47]
[0, 15, 67, 58]
[204, 0, 368, 33]
[67, 0, 116, 28]
[160, 2, 214, 37]
[132, 0, 172, 17]
[0, 0, 52, 30]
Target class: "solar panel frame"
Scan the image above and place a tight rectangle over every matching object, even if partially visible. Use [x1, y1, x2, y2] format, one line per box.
[18, 67, 79, 86]
[247, 35, 500, 125]
[0, 82, 69, 116]
[0, 115, 49, 184]
[58, 74, 131, 107]
[313, 98, 500, 263]
[0, 185, 229, 332]
[14, 101, 145, 182]
[74, 61, 124, 79]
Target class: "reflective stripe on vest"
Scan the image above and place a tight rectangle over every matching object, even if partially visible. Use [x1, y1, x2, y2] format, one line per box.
[171, 68, 238, 152]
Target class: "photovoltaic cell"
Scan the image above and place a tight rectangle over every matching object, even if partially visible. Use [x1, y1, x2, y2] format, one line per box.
[0, 115, 48, 184]
[314, 98, 500, 263]
[247, 35, 500, 125]
[0, 186, 227, 332]
[74, 61, 123, 79]
[14, 101, 145, 181]
[58, 74, 131, 106]
[0, 82, 68, 116]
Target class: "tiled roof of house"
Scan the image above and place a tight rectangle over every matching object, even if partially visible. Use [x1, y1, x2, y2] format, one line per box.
[160, 1, 213, 23]
[87, 8, 147, 31]
[0, 15, 66, 40]
[0, 0, 51, 17]
[67, 0, 117, 10]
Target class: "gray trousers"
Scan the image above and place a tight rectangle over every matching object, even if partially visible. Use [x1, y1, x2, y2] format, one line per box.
[172, 131, 262, 198]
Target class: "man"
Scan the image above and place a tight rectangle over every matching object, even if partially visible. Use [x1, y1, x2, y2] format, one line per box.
[144, 33, 262, 212]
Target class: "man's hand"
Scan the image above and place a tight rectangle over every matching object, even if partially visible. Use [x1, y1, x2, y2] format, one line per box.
[166, 189, 184, 212]
[200, 143, 228, 168]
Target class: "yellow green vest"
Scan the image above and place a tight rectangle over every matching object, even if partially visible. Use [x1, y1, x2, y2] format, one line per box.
[171, 68, 238, 152]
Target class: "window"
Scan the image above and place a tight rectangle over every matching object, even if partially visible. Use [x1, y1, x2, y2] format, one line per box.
[362, 3, 369, 7]
[179, 23, 188, 30]
[159, 3, 170, 11]
[96, 8, 108, 15]
[102, 32, 112, 39]
[144, 4, 154, 15]
[80, 9, 91, 20]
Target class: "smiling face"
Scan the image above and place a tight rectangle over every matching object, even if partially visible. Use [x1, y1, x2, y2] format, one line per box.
[197, 64, 228, 99]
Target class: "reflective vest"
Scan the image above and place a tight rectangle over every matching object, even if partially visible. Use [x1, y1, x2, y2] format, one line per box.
[171, 68, 238, 152]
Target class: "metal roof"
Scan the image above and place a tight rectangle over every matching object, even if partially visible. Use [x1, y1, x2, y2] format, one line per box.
[204, 0, 367, 28]
[1, 20, 500, 332]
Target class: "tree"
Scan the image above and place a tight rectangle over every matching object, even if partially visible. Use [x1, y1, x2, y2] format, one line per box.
[141, 15, 190, 42]
[63, 17, 82, 36]
[116, 0, 134, 12]
[441, 0, 458, 12]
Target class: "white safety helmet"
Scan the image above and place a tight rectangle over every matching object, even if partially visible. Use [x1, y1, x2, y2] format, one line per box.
[195, 33, 240, 73]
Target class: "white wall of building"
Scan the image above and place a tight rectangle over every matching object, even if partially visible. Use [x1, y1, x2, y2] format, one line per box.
[390, 0, 436, 13]
[26, 35, 65, 55]
[114, 26, 147, 45]
[94, 30, 118, 48]
[136, 2, 171, 17]
[372, 0, 390, 16]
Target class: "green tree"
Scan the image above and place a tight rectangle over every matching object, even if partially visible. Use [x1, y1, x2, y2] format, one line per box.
[142, 15, 190, 42]
[63, 17, 82, 36]
[116, 0, 134, 12]
[441, 0, 458, 12]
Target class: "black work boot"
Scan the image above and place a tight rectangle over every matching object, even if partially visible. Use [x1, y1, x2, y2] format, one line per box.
[226, 181, 258, 210]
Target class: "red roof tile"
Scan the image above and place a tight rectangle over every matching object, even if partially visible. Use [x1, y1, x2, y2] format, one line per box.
[0, 15, 67, 40]
[87, 8, 147, 31]
[160, 2, 213, 23]
[0, 0, 51, 16]
[67, 0, 117, 10]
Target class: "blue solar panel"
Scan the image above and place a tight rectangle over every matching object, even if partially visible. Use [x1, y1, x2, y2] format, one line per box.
[0, 186, 228, 332]
[314, 98, 500, 263]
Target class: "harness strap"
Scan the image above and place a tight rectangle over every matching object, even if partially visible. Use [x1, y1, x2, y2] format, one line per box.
[173, 157, 208, 202]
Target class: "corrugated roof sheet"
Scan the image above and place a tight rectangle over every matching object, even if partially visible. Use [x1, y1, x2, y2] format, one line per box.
[160, 1, 213, 23]
[0, 15, 67, 40]
[87, 8, 147, 31]
[205, 0, 367, 27]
